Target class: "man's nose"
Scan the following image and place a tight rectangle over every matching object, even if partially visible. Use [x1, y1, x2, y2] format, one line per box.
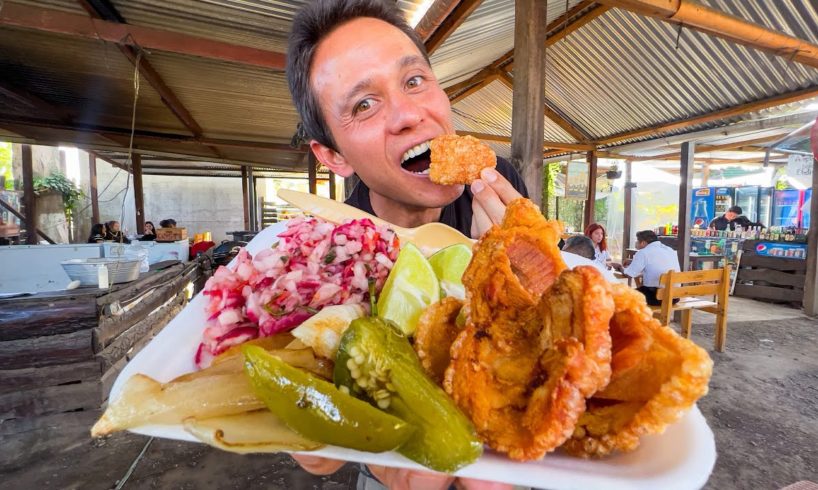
[386, 91, 422, 133]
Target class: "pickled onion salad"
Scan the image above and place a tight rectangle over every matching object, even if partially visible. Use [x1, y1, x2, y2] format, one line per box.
[195, 217, 400, 368]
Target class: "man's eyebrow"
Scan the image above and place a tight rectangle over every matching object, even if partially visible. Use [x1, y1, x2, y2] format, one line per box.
[342, 78, 374, 108]
[398, 54, 427, 69]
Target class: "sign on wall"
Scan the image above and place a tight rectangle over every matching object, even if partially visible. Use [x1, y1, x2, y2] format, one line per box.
[787, 154, 813, 187]
[565, 161, 588, 199]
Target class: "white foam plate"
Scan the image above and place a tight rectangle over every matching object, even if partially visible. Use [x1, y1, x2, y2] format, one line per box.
[111, 222, 716, 489]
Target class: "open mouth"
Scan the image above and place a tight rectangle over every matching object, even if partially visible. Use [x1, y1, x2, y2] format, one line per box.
[401, 141, 431, 175]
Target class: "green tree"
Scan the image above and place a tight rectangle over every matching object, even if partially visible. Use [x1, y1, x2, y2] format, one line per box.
[0, 142, 12, 189]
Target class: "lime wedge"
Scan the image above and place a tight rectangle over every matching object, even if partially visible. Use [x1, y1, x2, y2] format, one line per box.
[377, 243, 440, 336]
[428, 243, 473, 299]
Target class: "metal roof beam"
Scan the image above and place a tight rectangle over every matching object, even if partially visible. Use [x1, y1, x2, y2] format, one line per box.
[626, 134, 786, 161]
[424, 0, 484, 55]
[596, 86, 818, 146]
[598, 0, 818, 69]
[0, 2, 286, 70]
[415, 0, 461, 42]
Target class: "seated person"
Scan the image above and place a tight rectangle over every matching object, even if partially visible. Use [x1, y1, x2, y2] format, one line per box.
[105, 220, 131, 244]
[709, 205, 763, 231]
[584, 223, 611, 268]
[88, 223, 107, 243]
[139, 221, 157, 241]
[613, 230, 680, 305]
[159, 218, 177, 228]
[561, 235, 618, 283]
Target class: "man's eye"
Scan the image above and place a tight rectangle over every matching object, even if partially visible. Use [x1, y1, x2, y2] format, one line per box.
[353, 99, 372, 114]
[406, 76, 423, 89]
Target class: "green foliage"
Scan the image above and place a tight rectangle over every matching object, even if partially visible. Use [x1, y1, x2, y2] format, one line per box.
[33, 172, 85, 219]
[0, 142, 12, 189]
[543, 162, 560, 220]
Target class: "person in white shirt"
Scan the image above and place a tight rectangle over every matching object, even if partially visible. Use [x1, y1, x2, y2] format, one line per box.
[585, 223, 611, 268]
[614, 230, 680, 305]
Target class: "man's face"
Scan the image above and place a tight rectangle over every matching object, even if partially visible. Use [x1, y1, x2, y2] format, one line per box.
[309, 17, 463, 209]
[725, 211, 738, 221]
[636, 239, 647, 250]
[110, 222, 120, 232]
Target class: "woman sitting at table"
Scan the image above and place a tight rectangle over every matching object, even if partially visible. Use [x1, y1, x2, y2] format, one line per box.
[139, 221, 157, 241]
[585, 223, 611, 268]
[87, 223, 106, 243]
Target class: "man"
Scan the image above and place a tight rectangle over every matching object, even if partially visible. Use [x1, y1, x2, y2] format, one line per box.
[562, 235, 619, 283]
[709, 205, 762, 231]
[286, 0, 523, 487]
[287, 0, 526, 241]
[613, 230, 680, 306]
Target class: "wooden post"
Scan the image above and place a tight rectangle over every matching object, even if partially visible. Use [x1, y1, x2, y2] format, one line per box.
[247, 167, 256, 231]
[510, 0, 548, 209]
[583, 150, 598, 229]
[307, 153, 317, 195]
[21, 144, 37, 244]
[89, 153, 100, 224]
[241, 166, 250, 230]
[328, 170, 337, 200]
[677, 141, 695, 271]
[701, 164, 711, 187]
[803, 150, 818, 315]
[623, 160, 633, 253]
[132, 153, 145, 232]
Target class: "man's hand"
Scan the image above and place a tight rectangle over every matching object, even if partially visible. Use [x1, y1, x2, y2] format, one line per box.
[292, 455, 511, 490]
[470, 168, 523, 238]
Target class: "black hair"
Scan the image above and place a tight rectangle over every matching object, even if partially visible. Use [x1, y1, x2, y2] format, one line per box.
[287, 0, 430, 151]
[159, 219, 177, 228]
[562, 235, 596, 260]
[89, 223, 105, 238]
[636, 230, 658, 244]
[728, 205, 743, 215]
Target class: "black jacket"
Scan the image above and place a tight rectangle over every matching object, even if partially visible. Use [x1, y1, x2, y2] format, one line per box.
[344, 157, 528, 238]
[708, 215, 762, 231]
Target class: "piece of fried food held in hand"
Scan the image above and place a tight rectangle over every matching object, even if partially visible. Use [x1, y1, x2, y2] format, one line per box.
[430, 135, 496, 185]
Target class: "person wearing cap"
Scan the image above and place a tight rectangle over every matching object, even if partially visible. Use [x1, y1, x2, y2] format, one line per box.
[708, 205, 763, 231]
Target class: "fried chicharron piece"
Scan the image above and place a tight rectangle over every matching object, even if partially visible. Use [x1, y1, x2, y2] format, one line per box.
[444, 198, 615, 461]
[561, 284, 713, 458]
[414, 297, 465, 384]
[429, 134, 496, 185]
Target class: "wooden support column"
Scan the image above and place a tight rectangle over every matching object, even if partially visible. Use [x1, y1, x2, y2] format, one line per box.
[132, 153, 145, 232]
[803, 124, 818, 315]
[307, 153, 317, 195]
[89, 153, 100, 224]
[623, 160, 634, 253]
[247, 167, 256, 231]
[583, 150, 598, 229]
[701, 164, 711, 187]
[241, 166, 250, 230]
[21, 144, 37, 244]
[510, 0, 548, 209]
[328, 170, 337, 200]
[677, 142, 695, 271]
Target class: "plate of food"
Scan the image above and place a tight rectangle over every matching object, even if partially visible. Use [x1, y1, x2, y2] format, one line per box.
[93, 196, 716, 490]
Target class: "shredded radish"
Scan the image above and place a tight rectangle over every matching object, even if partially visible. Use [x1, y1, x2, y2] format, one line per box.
[195, 217, 399, 368]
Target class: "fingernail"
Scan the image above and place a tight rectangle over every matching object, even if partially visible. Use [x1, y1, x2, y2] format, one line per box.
[481, 167, 497, 182]
[471, 180, 485, 193]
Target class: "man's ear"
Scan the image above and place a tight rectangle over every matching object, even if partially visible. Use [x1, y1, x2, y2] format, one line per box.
[310, 141, 354, 178]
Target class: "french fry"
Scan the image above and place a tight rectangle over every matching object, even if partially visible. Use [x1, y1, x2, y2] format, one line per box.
[183, 410, 324, 454]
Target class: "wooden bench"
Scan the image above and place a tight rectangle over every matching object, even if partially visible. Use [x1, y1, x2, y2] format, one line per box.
[650, 266, 731, 352]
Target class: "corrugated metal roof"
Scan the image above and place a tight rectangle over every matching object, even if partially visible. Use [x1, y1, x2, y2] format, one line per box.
[544, 7, 818, 141]
[431, 0, 585, 85]
[452, 79, 577, 143]
[145, 51, 298, 141]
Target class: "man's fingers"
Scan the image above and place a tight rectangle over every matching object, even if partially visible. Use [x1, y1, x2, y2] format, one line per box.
[455, 477, 514, 490]
[471, 198, 493, 238]
[291, 454, 345, 475]
[471, 179, 505, 225]
[368, 465, 454, 490]
[480, 167, 521, 204]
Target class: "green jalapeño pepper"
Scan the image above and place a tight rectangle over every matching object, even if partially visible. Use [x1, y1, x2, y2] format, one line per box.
[334, 317, 482, 473]
[242, 345, 413, 453]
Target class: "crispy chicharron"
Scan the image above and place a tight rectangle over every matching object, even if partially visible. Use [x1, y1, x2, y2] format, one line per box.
[429, 134, 496, 185]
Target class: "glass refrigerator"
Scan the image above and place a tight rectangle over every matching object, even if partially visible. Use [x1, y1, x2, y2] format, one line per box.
[758, 187, 773, 228]
[734, 186, 760, 222]
[713, 187, 735, 216]
[801, 188, 812, 230]
[691, 187, 714, 228]
[772, 189, 804, 228]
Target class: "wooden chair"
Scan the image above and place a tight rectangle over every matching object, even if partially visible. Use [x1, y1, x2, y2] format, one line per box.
[650, 266, 731, 352]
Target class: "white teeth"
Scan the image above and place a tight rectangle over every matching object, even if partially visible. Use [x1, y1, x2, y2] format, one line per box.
[401, 141, 431, 164]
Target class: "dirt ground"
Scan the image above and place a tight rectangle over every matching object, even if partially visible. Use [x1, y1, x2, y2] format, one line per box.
[2, 312, 817, 489]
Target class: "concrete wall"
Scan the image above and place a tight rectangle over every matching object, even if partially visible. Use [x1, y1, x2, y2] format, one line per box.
[143, 175, 244, 242]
